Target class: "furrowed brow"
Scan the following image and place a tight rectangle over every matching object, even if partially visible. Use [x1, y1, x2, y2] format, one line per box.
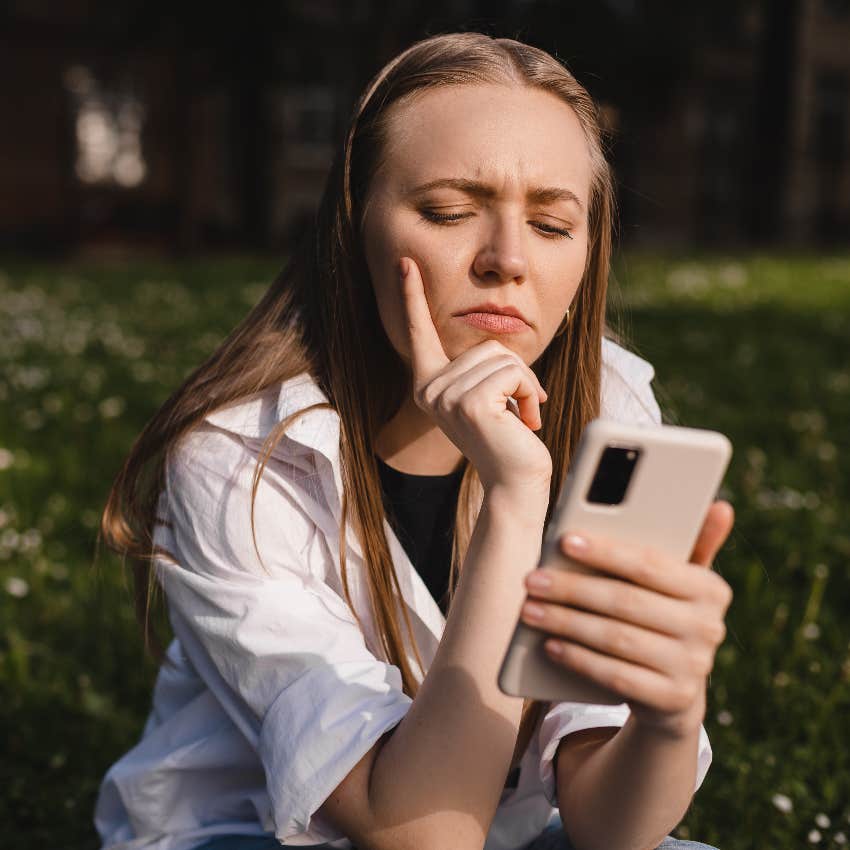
[409, 177, 584, 211]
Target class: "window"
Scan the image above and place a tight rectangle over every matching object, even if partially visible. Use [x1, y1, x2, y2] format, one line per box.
[63, 65, 147, 188]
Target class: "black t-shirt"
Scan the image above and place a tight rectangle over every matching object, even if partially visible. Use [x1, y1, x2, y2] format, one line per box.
[375, 453, 464, 616]
[375, 453, 523, 790]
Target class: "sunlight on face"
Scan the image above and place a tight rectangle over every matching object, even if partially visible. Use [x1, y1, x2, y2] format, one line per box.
[361, 83, 593, 366]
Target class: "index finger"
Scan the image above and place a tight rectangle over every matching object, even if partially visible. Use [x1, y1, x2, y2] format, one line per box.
[399, 256, 450, 384]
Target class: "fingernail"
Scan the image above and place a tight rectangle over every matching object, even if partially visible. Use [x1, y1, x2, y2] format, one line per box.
[563, 533, 588, 554]
[526, 570, 552, 589]
[522, 601, 545, 621]
[544, 640, 563, 657]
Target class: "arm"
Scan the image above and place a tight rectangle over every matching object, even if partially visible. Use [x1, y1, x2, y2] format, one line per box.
[322, 487, 548, 850]
[555, 717, 702, 850]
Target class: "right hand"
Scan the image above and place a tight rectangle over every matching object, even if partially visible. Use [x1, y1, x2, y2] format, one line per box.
[400, 256, 553, 496]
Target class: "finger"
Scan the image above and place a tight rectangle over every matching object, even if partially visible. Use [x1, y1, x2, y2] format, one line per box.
[553, 532, 695, 599]
[689, 500, 735, 568]
[399, 256, 449, 385]
[438, 356, 543, 429]
[521, 599, 682, 675]
[542, 637, 680, 710]
[427, 339, 547, 404]
[524, 571, 691, 638]
[471, 363, 544, 430]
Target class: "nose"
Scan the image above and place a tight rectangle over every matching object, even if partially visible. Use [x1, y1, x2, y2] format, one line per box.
[472, 212, 528, 284]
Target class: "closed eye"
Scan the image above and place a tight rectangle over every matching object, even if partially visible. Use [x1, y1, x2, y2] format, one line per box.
[419, 209, 574, 240]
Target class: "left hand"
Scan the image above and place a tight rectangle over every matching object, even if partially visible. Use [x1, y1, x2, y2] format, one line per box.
[520, 500, 735, 738]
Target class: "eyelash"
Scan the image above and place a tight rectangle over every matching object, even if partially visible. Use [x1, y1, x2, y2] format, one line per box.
[420, 209, 574, 240]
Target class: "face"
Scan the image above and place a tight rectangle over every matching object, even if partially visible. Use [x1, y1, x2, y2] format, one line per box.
[361, 83, 593, 368]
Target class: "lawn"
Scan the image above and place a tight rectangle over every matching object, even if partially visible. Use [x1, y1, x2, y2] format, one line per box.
[1, 252, 848, 849]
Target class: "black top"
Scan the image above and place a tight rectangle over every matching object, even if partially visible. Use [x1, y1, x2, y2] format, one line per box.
[375, 453, 522, 791]
[375, 453, 464, 616]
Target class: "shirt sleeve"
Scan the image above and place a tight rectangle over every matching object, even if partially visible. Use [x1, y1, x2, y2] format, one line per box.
[155, 424, 413, 842]
[536, 701, 713, 807]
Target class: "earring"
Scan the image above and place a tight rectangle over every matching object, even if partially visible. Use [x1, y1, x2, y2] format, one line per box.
[554, 307, 571, 337]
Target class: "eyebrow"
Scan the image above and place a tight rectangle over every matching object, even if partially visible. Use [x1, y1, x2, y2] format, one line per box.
[408, 177, 584, 211]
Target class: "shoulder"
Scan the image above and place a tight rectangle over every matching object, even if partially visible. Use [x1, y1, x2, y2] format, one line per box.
[161, 402, 318, 576]
[600, 336, 662, 425]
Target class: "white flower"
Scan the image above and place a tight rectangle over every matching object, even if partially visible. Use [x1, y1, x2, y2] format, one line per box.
[98, 396, 126, 419]
[834, 831, 847, 844]
[815, 814, 830, 829]
[802, 622, 821, 640]
[0, 448, 13, 470]
[1, 528, 20, 549]
[20, 528, 42, 551]
[808, 829, 821, 843]
[716, 710, 733, 726]
[5, 576, 30, 598]
[772, 793, 793, 813]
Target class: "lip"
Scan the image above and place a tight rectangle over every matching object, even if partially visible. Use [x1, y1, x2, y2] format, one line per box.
[454, 303, 531, 326]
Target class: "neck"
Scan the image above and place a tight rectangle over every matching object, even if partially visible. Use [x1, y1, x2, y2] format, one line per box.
[374, 394, 464, 475]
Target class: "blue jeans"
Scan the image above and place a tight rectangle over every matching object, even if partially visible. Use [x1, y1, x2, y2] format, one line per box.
[190, 812, 719, 850]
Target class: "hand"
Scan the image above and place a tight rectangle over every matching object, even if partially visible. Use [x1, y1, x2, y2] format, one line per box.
[520, 500, 735, 738]
[400, 256, 553, 495]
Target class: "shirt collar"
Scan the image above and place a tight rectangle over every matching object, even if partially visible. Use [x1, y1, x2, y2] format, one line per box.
[204, 374, 449, 659]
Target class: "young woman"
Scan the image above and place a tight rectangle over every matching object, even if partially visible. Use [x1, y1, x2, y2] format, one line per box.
[95, 32, 734, 850]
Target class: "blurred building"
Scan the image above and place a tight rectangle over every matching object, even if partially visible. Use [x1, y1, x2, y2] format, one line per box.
[0, 0, 848, 256]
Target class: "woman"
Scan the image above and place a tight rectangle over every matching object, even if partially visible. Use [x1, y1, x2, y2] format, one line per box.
[95, 32, 734, 850]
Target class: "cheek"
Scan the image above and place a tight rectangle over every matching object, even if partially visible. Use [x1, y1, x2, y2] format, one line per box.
[364, 213, 463, 359]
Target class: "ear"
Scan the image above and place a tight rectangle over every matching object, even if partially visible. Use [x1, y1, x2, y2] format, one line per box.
[689, 500, 735, 568]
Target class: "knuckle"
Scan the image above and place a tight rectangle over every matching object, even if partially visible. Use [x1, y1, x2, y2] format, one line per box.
[708, 573, 733, 608]
[634, 547, 658, 583]
[698, 650, 715, 675]
[704, 618, 727, 646]
[456, 394, 478, 421]
[684, 646, 713, 677]
[420, 384, 439, 409]
[614, 584, 641, 621]
[607, 623, 632, 657]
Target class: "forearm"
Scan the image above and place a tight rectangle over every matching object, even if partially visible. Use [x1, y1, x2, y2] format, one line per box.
[367, 487, 548, 850]
[557, 712, 702, 850]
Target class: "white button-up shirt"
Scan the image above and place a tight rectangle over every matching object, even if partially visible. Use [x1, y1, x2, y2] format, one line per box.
[94, 337, 712, 850]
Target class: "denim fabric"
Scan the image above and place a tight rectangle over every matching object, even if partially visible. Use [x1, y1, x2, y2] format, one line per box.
[520, 812, 719, 850]
[190, 813, 719, 850]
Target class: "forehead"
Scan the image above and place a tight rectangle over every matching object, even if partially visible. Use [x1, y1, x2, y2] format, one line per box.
[377, 83, 593, 200]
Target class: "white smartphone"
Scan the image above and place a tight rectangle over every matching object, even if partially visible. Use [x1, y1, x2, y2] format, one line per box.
[497, 418, 732, 704]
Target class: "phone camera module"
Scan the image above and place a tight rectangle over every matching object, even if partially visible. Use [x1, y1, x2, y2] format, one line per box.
[585, 445, 641, 506]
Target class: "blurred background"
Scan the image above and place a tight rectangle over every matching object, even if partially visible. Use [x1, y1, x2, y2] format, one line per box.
[3, 0, 850, 256]
[1, 2, 849, 849]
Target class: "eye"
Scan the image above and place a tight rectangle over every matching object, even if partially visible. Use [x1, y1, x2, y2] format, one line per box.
[533, 222, 574, 240]
[420, 209, 574, 240]
[419, 209, 472, 225]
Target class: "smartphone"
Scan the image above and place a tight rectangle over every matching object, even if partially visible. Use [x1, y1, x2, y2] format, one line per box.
[497, 418, 733, 704]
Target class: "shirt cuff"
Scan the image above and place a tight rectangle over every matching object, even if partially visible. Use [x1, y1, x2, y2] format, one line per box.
[259, 658, 413, 843]
[537, 701, 713, 807]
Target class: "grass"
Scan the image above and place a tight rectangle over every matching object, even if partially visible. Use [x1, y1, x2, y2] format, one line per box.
[1, 251, 849, 849]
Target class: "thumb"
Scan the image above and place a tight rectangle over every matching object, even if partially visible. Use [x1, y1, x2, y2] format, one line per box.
[689, 500, 735, 568]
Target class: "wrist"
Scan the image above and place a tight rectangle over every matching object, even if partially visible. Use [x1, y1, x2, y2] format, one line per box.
[483, 481, 550, 527]
[630, 690, 706, 741]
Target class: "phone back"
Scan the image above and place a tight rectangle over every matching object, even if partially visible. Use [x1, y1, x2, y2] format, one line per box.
[497, 418, 732, 705]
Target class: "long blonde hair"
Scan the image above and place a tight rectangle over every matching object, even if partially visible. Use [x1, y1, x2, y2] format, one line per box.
[100, 31, 617, 771]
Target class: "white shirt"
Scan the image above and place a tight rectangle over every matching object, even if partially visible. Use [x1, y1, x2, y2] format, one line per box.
[94, 337, 712, 850]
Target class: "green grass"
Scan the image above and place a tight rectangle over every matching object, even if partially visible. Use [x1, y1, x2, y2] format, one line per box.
[1, 252, 849, 848]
